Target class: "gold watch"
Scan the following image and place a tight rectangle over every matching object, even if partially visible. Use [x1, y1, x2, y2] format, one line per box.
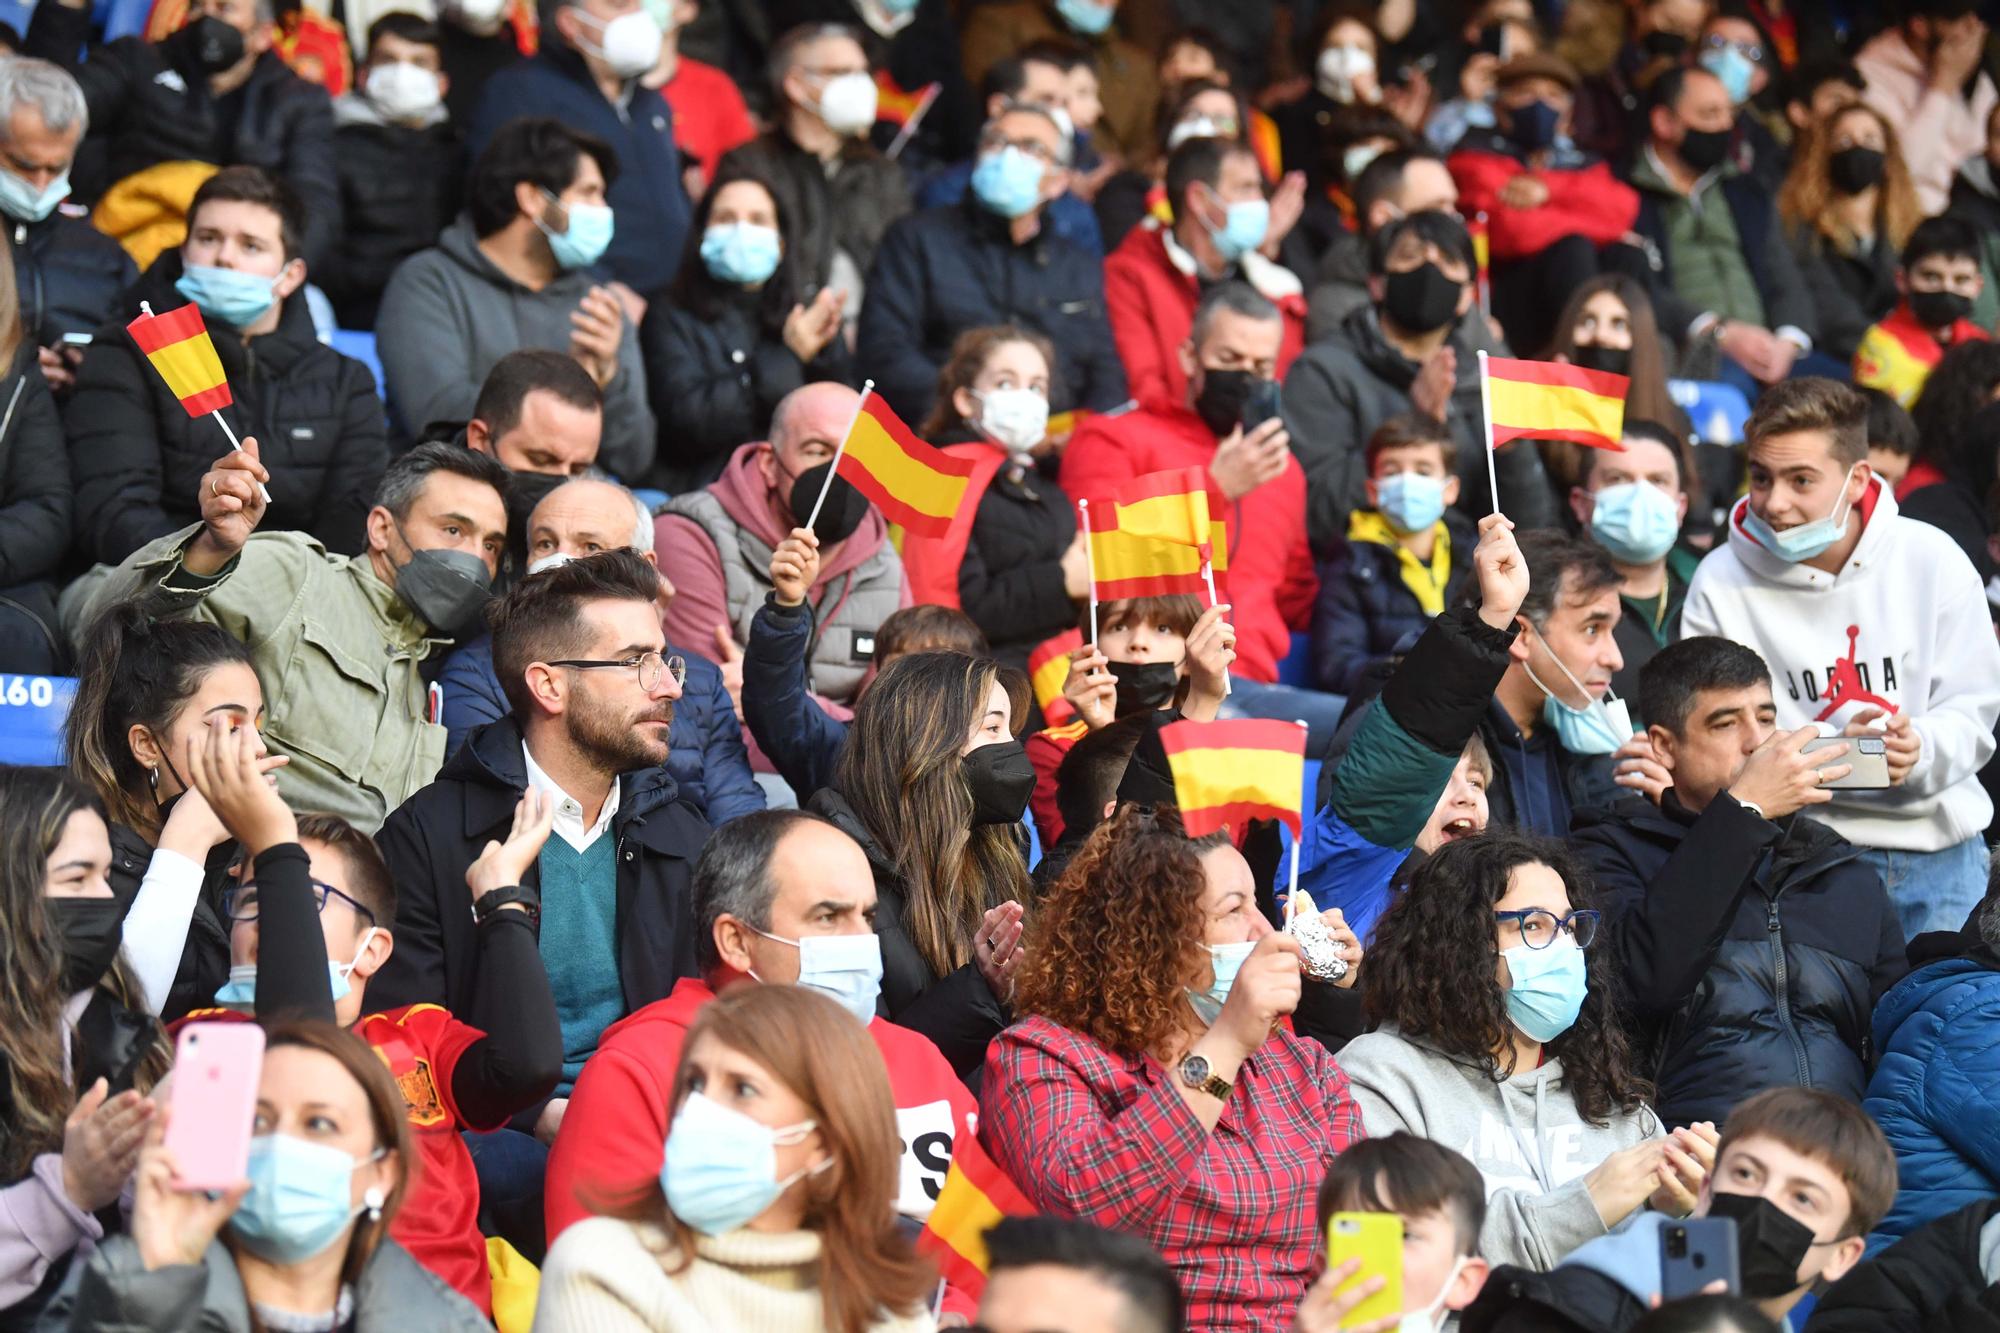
[1179, 1053, 1232, 1101]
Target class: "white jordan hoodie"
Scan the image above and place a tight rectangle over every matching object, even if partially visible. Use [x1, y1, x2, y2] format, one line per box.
[1681, 476, 2000, 852]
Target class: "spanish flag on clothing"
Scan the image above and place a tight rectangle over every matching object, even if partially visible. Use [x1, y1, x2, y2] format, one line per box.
[1482, 356, 1628, 451]
[127, 303, 232, 417]
[1160, 718, 1307, 837]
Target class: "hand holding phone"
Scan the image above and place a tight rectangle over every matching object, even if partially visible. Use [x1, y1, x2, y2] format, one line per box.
[1660, 1216, 1740, 1300]
[164, 1022, 263, 1192]
[1802, 735, 1889, 790]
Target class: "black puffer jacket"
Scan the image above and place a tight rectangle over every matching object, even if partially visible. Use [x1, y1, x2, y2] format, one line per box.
[637, 291, 853, 493]
[25, 3, 338, 270]
[1572, 792, 1908, 1129]
[65, 253, 387, 566]
[0, 341, 71, 587]
[6, 211, 137, 345]
[806, 787, 1007, 1084]
[323, 99, 461, 331]
[1807, 1197, 2000, 1332]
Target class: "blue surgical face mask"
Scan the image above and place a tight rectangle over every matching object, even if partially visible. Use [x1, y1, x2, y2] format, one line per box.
[228, 1134, 384, 1264]
[700, 221, 782, 286]
[1699, 45, 1755, 105]
[214, 928, 379, 1013]
[1375, 472, 1447, 534]
[1523, 628, 1633, 756]
[174, 264, 279, 329]
[1589, 481, 1680, 565]
[662, 1091, 826, 1235]
[0, 166, 69, 223]
[1505, 99, 1561, 152]
[1186, 939, 1256, 1026]
[537, 191, 615, 270]
[749, 926, 884, 1026]
[1739, 463, 1861, 564]
[971, 146, 1046, 220]
[1206, 197, 1269, 262]
[1501, 934, 1587, 1043]
[1053, 0, 1113, 36]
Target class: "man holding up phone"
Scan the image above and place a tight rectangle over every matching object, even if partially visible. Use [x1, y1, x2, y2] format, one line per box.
[1062, 281, 1337, 743]
[1572, 636, 1908, 1134]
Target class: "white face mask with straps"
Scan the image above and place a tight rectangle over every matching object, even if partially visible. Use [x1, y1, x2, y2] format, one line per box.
[1397, 1254, 1469, 1333]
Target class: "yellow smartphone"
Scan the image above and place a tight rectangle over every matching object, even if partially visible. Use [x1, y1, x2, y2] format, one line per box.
[1326, 1212, 1403, 1325]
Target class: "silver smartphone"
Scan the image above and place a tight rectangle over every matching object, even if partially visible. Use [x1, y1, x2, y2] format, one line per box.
[1802, 735, 1890, 789]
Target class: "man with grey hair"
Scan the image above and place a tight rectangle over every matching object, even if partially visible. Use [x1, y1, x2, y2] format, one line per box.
[717, 22, 911, 308]
[23, 0, 339, 269]
[0, 57, 133, 387]
[858, 99, 1124, 423]
[438, 473, 766, 824]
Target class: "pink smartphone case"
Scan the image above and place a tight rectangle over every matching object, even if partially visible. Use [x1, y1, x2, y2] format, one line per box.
[164, 1023, 264, 1191]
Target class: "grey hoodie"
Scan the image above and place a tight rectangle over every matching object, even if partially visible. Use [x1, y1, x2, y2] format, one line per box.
[374, 216, 655, 479]
[1338, 1026, 1664, 1271]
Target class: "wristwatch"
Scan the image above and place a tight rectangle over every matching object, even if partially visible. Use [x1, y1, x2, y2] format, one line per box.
[471, 885, 541, 929]
[1178, 1053, 1232, 1101]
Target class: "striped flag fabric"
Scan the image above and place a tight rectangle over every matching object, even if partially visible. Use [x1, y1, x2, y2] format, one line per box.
[916, 1133, 1037, 1300]
[1027, 629, 1084, 727]
[874, 72, 941, 128]
[127, 302, 232, 417]
[1113, 467, 1214, 553]
[1087, 505, 1229, 602]
[1483, 356, 1629, 451]
[834, 391, 980, 538]
[1160, 718, 1307, 837]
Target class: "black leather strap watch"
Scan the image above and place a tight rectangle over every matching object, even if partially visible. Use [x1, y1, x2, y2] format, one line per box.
[471, 885, 542, 929]
[1178, 1053, 1233, 1101]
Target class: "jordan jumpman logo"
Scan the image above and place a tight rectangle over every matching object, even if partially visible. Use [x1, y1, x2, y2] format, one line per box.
[1814, 625, 1898, 723]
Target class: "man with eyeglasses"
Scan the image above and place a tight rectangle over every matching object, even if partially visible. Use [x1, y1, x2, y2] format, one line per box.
[858, 100, 1127, 424]
[372, 548, 711, 1258]
[1571, 634, 1907, 1132]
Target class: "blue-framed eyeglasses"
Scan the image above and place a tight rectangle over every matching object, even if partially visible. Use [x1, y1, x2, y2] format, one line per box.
[223, 879, 376, 927]
[1494, 908, 1600, 950]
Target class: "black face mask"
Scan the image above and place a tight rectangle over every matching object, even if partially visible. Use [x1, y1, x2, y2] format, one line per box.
[1192, 368, 1256, 438]
[1383, 262, 1463, 335]
[1705, 1191, 1824, 1299]
[1570, 344, 1632, 378]
[178, 15, 246, 73]
[1112, 660, 1180, 716]
[1827, 145, 1886, 195]
[1678, 125, 1734, 174]
[961, 740, 1036, 826]
[1640, 30, 1690, 61]
[50, 898, 127, 993]
[1505, 100, 1562, 153]
[1909, 288, 1974, 331]
[788, 461, 869, 547]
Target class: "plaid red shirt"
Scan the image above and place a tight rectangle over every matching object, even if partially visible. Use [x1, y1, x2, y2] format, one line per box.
[981, 1015, 1364, 1332]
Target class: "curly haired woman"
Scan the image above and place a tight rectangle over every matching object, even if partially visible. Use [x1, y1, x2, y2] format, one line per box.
[979, 804, 1362, 1331]
[1338, 831, 1717, 1274]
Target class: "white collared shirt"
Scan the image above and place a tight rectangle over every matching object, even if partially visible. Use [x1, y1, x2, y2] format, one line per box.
[522, 744, 620, 853]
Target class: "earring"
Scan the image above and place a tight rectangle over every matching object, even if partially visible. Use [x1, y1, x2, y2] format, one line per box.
[147, 766, 159, 791]
[363, 1185, 385, 1223]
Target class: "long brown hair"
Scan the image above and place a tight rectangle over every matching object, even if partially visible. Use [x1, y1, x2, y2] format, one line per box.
[920, 324, 1060, 439]
[833, 652, 1030, 976]
[1778, 102, 1921, 256]
[1544, 274, 1692, 490]
[246, 1021, 414, 1287]
[661, 986, 935, 1333]
[0, 769, 168, 1180]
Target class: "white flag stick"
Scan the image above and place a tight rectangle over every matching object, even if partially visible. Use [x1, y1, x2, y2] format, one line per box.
[805, 379, 874, 533]
[1476, 349, 1500, 516]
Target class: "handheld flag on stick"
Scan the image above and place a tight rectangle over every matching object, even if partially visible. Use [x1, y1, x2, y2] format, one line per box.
[1027, 628, 1084, 727]
[1160, 718, 1306, 839]
[916, 1133, 1037, 1301]
[1111, 467, 1231, 694]
[807, 383, 979, 539]
[1077, 498, 1098, 645]
[1086, 501, 1229, 601]
[128, 301, 270, 503]
[1476, 351, 1629, 514]
[881, 79, 942, 160]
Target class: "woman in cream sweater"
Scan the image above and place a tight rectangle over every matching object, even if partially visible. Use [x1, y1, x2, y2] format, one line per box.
[534, 984, 939, 1333]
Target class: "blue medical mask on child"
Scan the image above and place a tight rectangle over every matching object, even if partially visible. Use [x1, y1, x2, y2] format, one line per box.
[748, 926, 884, 1026]
[1205, 196, 1270, 262]
[1739, 464, 1861, 564]
[229, 1135, 385, 1263]
[661, 1092, 829, 1235]
[1376, 472, 1447, 534]
[175, 264, 279, 328]
[700, 222, 782, 285]
[537, 191, 615, 270]
[1501, 934, 1587, 1042]
[214, 929, 380, 1012]
[1186, 939, 1256, 1025]
[971, 147, 1046, 219]
[1588, 481, 1680, 564]
[1522, 629, 1632, 756]
[1699, 45, 1755, 105]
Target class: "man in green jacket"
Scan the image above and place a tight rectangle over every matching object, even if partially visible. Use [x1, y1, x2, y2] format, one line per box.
[70, 438, 509, 831]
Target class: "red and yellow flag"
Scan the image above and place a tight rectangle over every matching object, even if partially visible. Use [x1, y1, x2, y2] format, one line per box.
[1484, 356, 1628, 451]
[916, 1133, 1037, 1299]
[834, 393, 979, 539]
[1160, 718, 1307, 837]
[1087, 502, 1229, 601]
[1027, 629, 1084, 727]
[127, 302, 232, 417]
[1114, 467, 1216, 553]
[874, 71, 941, 128]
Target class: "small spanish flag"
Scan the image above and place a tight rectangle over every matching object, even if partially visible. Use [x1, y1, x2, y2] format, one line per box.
[1483, 355, 1628, 451]
[127, 302, 232, 417]
[1088, 503, 1229, 602]
[874, 71, 940, 129]
[832, 391, 979, 539]
[1160, 718, 1307, 837]
[916, 1134, 1037, 1300]
[1027, 629, 1083, 727]
[1114, 467, 1215, 553]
